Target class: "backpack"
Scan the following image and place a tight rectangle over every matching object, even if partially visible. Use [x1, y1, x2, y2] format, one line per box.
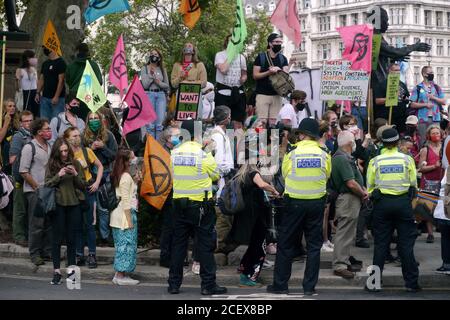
[97, 176, 120, 212]
[0, 172, 14, 209]
[12, 140, 35, 184]
[259, 52, 295, 97]
[217, 175, 246, 216]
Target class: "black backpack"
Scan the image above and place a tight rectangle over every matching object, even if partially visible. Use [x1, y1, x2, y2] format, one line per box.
[97, 176, 120, 212]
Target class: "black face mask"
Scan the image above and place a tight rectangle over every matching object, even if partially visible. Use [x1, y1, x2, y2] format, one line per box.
[296, 103, 307, 111]
[272, 44, 282, 53]
[43, 48, 52, 56]
[70, 107, 83, 118]
[406, 126, 417, 134]
[149, 55, 160, 64]
[426, 74, 434, 82]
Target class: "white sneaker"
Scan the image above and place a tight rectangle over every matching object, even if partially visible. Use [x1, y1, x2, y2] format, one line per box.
[113, 276, 139, 285]
[324, 240, 334, 249]
[192, 261, 200, 275]
[321, 243, 333, 252]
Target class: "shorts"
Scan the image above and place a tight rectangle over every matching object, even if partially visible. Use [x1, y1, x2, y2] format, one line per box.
[215, 89, 246, 123]
[255, 94, 282, 120]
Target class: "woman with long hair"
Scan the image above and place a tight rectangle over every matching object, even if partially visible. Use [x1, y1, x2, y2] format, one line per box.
[83, 111, 118, 244]
[1, 99, 21, 174]
[227, 136, 279, 287]
[140, 48, 170, 139]
[64, 127, 104, 268]
[16, 50, 39, 117]
[45, 137, 86, 285]
[171, 42, 207, 89]
[418, 124, 445, 243]
[110, 148, 139, 285]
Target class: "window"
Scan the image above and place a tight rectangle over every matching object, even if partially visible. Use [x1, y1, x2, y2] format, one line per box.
[351, 13, 358, 25]
[317, 43, 331, 60]
[437, 39, 444, 56]
[448, 12, 450, 28]
[320, 0, 330, 7]
[414, 7, 420, 25]
[414, 37, 421, 44]
[339, 15, 347, 27]
[319, 15, 330, 32]
[363, 12, 368, 24]
[300, 40, 306, 52]
[425, 38, 433, 54]
[437, 11, 443, 27]
[269, 1, 275, 12]
[303, 0, 311, 9]
[339, 42, 344, 58]
[257, 2, 264, 11]
[414, 66, 420, 85]
[390, 8, 405, 25]
[437, 67, 444, 84]
[425, 10, 432, 26]
[245, 5, 252, 15]
[448, 68, 450, 87]
[448, 40, 450, 56]
[301, 18, 306, 31]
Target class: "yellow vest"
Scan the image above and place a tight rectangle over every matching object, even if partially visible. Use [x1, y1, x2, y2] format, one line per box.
[171, 141, 220, 201]
[282, 140, 331, 200]
[367, 148, 417, 196]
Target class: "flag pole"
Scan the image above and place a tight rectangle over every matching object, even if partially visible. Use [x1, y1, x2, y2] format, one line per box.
[110, 103, 131, 150]
[0, 36, 6, 126]
[367, 74, 373, 137]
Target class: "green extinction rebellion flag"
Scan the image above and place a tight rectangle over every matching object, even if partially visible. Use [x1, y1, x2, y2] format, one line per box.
[226, 0, 247, 63]
[77, 60, 107, 113]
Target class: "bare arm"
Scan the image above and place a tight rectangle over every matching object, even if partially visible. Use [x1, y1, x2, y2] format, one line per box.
[418, 147, 439, 173]
[21, 173, 38, 190]
[0, 116, 11, 143]
[345, 179, 368, 199]
[53, 73, 65, 100]
[253, 65, 272, 81]
[253, 172, 280, 197]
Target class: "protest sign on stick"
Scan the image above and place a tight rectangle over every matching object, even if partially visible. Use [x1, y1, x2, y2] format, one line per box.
[175, 83, 202, 121]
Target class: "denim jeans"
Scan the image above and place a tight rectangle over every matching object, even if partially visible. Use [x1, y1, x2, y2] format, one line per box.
[76, 192, 97, 256]
[96, 191, 111, 240]
[40, 96, 65, 121]
[145, 91, 167, 139]
[351, 106, 368, 132]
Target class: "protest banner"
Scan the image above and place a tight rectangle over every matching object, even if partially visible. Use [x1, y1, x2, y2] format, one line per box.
[372, 34, 382, 71]
[385, 72, 401, 107]
[319, 60, 370, 102]
[175, 83, 202, 120]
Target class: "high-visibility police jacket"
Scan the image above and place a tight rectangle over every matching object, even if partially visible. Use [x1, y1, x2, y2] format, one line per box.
[171, 141, 220, 201]
[282, 140, 331, 200]
[367, 147, 417, 196]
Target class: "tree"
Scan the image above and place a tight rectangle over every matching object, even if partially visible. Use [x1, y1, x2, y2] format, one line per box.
[13, 0, 85, 64]
[88, 0, 271, 90]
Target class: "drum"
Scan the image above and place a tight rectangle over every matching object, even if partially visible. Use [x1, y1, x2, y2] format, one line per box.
[412, 190, 439, 223]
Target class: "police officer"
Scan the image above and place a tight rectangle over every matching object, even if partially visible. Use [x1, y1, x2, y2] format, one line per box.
[366, 128, 420, 292]
[267, 118, 331, 295]
[168, 119, 227, 295]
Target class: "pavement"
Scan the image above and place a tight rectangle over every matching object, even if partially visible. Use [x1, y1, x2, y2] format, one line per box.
[1, 232, 450, 290]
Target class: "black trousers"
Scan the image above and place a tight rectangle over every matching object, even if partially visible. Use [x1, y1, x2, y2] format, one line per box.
[273, 197, 325, 292]
[51, 204, 82, 270]
[159, 200, 174, 264]
[372, 195, 419, 288]
[439, 222, 450, 265]
[239, 213, 267, 280]
[168, 199, 217, 290]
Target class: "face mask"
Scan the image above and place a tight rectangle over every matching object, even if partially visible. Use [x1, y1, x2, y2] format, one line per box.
[28, 58, 38, 67]
[170, 136, 181, 146]
[68, 137, 81, 147]
[89, 119, 101, 132]
[272, 44, 282, 53]
[255, 127, 265, 134]
[43, 48, 51, 56]
[183, 47, 194, 55]
[345, 125, 359, 134]
[41, 131, 52, 141]
[296, 103, 307, 111]
[70, 107, 83, 118]
[330, 121, 338, 128]
[130, 157, 138, 166]
[427, 74, 435, 82]
[149, 55, 160, 63]
[431, 135, 441, 142]
[406, 126, 416, 134]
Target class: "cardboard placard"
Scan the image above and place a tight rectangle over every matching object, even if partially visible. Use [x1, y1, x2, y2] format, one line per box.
[385, 72, 401, 107]
[175, 83, 202, 121]
[319, 60, 370, 102]
[372, 34, 382, 71]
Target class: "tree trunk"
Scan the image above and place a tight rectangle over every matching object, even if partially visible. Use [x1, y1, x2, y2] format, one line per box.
[19, 0, 85, 64]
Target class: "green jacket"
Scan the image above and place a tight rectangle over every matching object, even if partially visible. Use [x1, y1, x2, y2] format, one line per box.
[66, 56, 103, 94]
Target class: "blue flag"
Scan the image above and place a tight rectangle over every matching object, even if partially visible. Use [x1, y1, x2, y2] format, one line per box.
[84, 0, 131, 24]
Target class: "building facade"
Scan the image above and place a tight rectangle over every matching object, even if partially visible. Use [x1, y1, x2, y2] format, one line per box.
[244, 0, 450, 95]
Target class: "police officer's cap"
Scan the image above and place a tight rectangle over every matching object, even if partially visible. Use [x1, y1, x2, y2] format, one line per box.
[381, 128, 400, 143]
[298, 118, 320, 139]
[181, 119, 195, 137]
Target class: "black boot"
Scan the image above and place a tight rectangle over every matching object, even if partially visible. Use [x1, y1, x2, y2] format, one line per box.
[5, 0, 27, 33]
